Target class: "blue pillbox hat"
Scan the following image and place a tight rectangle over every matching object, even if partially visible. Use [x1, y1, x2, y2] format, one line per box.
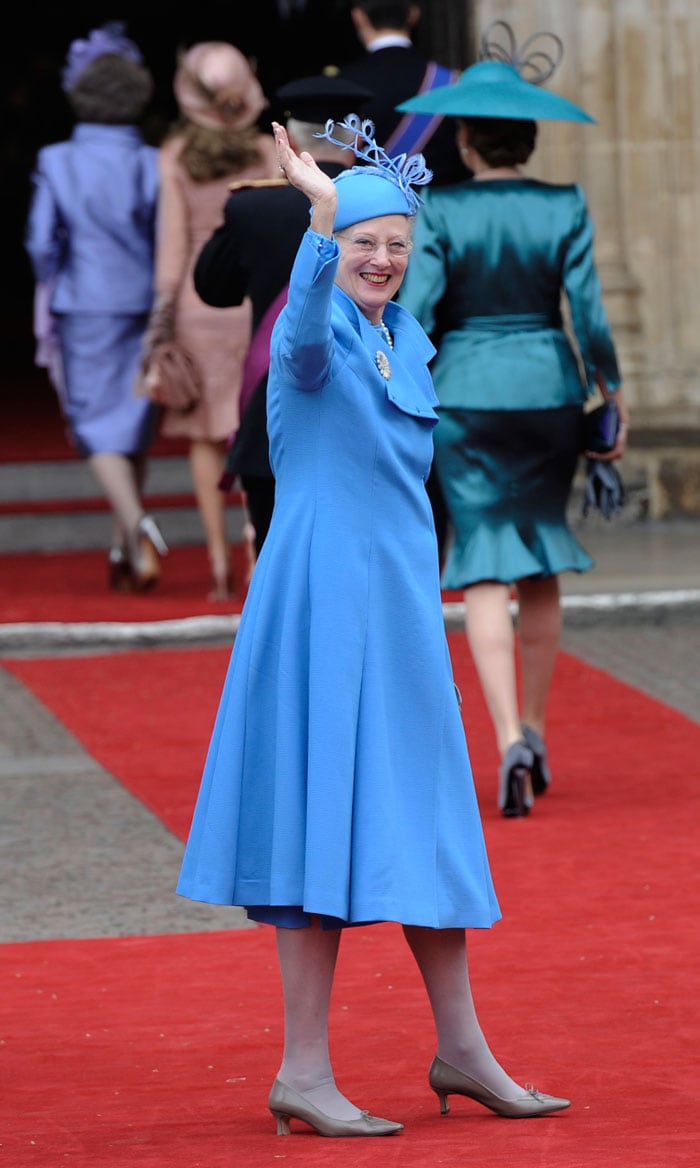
[312, 116, 433, 231]
[332, 167, 418, 231]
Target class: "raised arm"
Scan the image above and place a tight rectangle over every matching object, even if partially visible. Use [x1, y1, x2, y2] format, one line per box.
[272, 121, 337, 239]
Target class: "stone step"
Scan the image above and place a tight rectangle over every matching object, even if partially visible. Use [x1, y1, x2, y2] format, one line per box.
[0, 456, 194, 505]
[0, 457, 246, 553]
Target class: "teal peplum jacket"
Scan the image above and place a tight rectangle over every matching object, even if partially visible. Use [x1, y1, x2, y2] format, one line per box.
[398, 178, 623, 589]
[399, 178, 621, 410]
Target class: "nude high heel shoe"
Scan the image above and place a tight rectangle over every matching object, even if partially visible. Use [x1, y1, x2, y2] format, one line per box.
[428, 1056, 571, 1118]
[129, 515, 168, 590]
[207, 550, 233, 602]
[268, 1079, 403, 1137]
[207, 571, 233, 602]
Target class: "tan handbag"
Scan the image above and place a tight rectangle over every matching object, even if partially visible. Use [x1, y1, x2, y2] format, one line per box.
[139, 340, 203, 414]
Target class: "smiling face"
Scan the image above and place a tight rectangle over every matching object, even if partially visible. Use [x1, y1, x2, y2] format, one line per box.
[334, 215, 412, 324]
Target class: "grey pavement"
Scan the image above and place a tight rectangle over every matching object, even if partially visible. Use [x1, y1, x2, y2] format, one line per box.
[1, 455, 699, 945]
[0, 664, 247, 944]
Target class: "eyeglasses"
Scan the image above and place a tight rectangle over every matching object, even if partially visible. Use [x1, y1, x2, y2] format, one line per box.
[334, 233, 414, 259]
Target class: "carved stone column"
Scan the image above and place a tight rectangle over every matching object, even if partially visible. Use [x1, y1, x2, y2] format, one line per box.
[577, 1, 645, 400]
[474, 1, 642, 353]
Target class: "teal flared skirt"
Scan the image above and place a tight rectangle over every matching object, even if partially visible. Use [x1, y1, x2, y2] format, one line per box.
[434, 405, 593, 589]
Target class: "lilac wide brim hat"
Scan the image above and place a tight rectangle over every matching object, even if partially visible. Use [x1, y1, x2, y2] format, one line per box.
[397, 60, 595, 124]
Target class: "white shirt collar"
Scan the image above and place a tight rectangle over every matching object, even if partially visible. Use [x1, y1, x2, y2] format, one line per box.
[367, 34, 412, 52]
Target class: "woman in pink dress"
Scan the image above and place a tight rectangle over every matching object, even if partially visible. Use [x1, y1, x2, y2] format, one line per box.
[146, 43, 278, 599]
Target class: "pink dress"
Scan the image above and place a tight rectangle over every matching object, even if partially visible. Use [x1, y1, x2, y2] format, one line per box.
[154, 133, 278, 441]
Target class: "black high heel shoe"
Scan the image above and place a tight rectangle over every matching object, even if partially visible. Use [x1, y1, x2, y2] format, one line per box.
[521, 724, 551, 795]
[498, 739, 534, 817]
[428, 1056, 571, 1118]
[108, 544, 132, 592]
[267, 1079, 403, 1137]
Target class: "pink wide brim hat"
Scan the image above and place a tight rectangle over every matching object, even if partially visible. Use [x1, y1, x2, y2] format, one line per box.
[174, 42, 267, 130]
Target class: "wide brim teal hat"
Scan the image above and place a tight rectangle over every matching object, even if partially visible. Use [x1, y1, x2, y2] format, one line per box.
[396, 60, 595, 124]
[332, 167, 419, 231]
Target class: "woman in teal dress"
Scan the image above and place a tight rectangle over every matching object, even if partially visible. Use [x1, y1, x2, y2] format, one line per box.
[177, 115, 570, 1136]
[398, 43, 631, 817]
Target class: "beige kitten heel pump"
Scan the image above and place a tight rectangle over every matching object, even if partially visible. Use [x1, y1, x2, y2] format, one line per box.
[268, 1079, 403, 1137]
[428, 1056, 571, 1119]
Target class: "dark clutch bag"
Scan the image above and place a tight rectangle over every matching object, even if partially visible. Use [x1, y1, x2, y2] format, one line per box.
[581, 400, 625, 519]
[582, 399, 620, 454]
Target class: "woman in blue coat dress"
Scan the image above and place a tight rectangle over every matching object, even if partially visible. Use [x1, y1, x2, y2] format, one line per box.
[398, 35, 631, 817]
[24, 23, 167, 591]
[177, 115, 570, 1137]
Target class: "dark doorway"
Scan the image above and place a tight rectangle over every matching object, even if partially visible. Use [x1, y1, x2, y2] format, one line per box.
[2, 2, 471, 381]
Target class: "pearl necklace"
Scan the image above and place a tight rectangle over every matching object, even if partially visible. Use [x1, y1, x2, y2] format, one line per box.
[374, 319, 394, 350]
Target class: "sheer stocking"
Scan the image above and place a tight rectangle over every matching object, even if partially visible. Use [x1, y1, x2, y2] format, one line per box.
[463, 581, 522, 752]
[189, 439, 230, 598]
[88, 452, 144, 546]
[516, 575, 561, 735]
[403, 925, 525, 1100]
[275, 922, 362, 1120]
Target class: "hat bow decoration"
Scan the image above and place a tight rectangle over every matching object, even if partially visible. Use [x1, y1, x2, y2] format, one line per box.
[395, 20, 594, 124]
[315, 115, 433, 214]
[479, 20, 564, 85]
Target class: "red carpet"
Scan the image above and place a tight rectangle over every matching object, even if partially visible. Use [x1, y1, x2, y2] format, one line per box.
[0, 549, 458, 625]
[0, 546, 249, 624]
[2, 639, 699, 1165]
[0, 925, 588, 1168]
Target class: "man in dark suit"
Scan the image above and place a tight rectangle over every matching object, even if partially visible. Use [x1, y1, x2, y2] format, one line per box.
[193, 75, 372, 564]
[337, 1, 464, 187]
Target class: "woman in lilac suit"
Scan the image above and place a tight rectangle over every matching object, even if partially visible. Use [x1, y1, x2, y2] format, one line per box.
[25, 23, 166, 591]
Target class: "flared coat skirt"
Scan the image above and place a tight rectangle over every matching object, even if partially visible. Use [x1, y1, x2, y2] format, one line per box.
[435, 405, 594, 589]
[178, 410, 500, 929]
